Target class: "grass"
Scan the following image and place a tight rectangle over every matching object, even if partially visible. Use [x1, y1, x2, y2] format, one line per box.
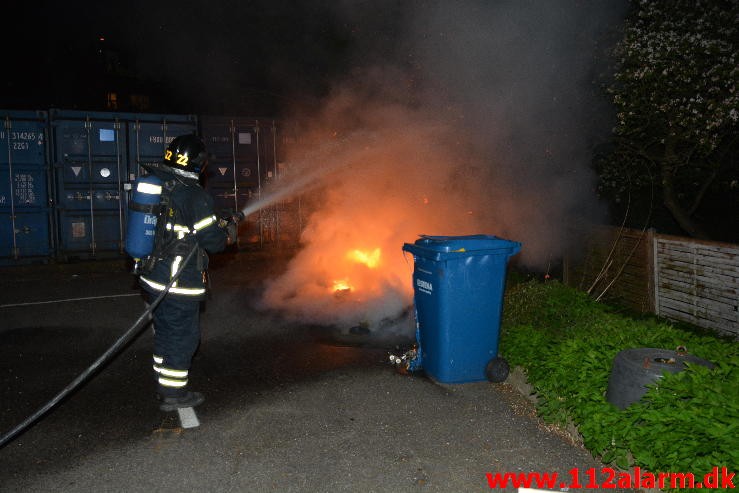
[500, 279, 739, 492]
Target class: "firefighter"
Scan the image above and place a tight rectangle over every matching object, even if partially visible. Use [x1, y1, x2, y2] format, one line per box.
[138, 134, 237, 411]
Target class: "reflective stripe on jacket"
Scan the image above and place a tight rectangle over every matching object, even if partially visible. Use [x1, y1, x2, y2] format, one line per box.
[139, 172, 227, 300]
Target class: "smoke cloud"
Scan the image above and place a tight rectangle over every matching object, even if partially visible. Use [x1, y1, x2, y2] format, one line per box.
[259, 1, 627, 329]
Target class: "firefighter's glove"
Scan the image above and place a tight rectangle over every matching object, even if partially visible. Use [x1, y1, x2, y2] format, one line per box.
[225, 221, 237, 245]
[219, 211, 243, 227]
[219, 211, 242, 245]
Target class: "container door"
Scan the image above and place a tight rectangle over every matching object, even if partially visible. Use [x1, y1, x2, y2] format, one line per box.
[0, 111, 52, 262]
[201, 117, 299, 246]
[53, 113, 127, 258]
[201, 117, 261, 212]
[127, 117, 197, 177]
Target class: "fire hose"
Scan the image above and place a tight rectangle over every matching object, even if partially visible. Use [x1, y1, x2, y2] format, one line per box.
[0, 242, 200, 449]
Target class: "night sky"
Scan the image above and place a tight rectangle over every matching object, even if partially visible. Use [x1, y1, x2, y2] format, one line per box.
[4, 1, 642, 256]
[2, 1, 412, 116]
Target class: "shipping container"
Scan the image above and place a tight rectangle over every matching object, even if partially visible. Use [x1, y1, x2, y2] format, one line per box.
[200, 116, 301, 245]
[209, 185, 257, 215]
[200, 117, 282, 205]
[0, 110, 53, 262]
[127, 114, 198, 177]
[256, 197, 306, 247]
[2, 108, 307, 260]
[50, 109, 197, 259]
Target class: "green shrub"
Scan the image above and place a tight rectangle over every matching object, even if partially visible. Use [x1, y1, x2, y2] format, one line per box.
[501, 280, 739, 492]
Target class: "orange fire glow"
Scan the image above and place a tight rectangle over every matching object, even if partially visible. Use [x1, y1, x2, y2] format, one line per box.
[332, 279, 353, 292]
[260, 115, 485, 329]
[330, 247, 383, 294]
[347, 248, 381, 269]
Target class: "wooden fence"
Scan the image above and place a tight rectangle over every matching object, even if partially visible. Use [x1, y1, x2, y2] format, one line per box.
[564, 226, 739, 339]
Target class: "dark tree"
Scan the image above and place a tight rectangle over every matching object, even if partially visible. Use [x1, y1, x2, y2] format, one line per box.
[597, 0, 738, 239]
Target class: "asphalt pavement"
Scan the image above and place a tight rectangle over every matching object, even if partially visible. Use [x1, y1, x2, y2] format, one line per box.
[0, 250, 640, 492]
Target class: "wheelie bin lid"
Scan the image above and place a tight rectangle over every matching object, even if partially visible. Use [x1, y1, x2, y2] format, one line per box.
[402, 234, 521, 260]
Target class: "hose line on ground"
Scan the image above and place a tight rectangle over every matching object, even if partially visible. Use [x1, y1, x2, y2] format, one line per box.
[0, 243, 200, 449]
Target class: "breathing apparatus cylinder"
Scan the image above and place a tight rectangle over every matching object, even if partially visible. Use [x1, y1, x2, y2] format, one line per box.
[125, 174, 163, 266]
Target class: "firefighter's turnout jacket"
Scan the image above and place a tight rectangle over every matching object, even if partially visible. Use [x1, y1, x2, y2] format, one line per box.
[139, 169, 227, 300]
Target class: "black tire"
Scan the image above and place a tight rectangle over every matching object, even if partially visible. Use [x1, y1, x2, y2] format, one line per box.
[485, 357, 509, 383]
[606, 347, 714, 409]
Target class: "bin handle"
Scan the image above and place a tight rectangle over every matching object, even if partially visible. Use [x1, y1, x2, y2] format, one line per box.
[418, 234, 481, 250]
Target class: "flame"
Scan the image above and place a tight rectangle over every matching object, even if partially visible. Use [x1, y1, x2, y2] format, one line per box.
[261, 124, 481, 328]
[332, 279, 353, 292]
[330, 247, 382, 294]
[347, 248, 381, 269]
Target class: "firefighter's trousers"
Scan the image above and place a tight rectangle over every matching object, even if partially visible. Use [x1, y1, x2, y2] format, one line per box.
[147, 292, 201, 397]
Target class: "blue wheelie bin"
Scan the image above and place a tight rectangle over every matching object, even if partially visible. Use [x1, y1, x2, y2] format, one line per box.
[402, 235, 521, 384]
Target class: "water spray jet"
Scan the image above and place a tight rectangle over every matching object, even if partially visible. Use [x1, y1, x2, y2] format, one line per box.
[238, 148, 357, 219]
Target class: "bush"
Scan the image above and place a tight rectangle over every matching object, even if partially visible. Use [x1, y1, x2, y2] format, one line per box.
[501, 280, 739, 492]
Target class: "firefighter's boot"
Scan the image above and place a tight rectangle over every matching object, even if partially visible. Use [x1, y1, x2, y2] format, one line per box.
[159, 391, 204, 412]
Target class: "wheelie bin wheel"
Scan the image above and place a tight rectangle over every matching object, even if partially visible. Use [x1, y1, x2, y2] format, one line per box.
[485, 357, 509, 383]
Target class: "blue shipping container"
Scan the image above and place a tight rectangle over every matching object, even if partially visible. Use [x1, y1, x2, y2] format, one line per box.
[200, 117, 286, 214]
[57, 210, 125, 254]
[2, 109, 310, 259]
[0, 110, 53, 261]
[0, 211, 51, 259]
[208, 185, 256, 215]
[51, 110, 128, 257]
[200, 116, 260, 162]
[127, 114, 198, 177]
[51, 110, 197, 258]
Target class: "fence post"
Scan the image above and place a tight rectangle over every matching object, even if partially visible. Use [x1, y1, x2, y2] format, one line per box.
[647, 228, 659, 316]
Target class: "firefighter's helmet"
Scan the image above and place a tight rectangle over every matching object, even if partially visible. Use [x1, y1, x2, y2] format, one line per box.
[162, 134, 207, 179]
